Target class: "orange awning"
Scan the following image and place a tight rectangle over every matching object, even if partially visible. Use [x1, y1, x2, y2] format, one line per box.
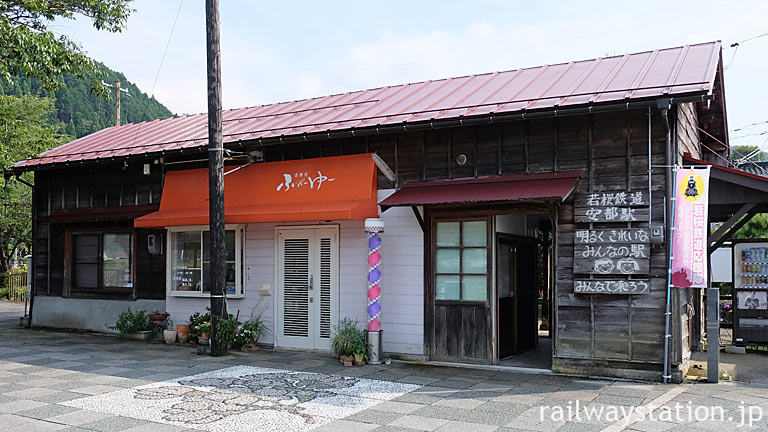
[134, 153, 378, 228]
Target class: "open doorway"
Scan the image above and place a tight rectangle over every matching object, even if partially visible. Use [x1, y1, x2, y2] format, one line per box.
[496, 213, 552, 369]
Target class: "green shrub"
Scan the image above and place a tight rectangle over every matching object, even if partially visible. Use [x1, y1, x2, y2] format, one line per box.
[235, 315, 266, 345]
[188, 309, 211, 338]
[331, 318, 366, 358]
[109, 309, 152, 338]
[214, 317, 237, 356]
[0, 288, 9, 300]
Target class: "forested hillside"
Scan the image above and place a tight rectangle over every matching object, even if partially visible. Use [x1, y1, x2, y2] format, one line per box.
[0, 62, 173, 138]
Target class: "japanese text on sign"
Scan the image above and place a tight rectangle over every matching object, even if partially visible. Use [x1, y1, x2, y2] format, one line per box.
[577, 244, 648, 259]
[574, 190, 650, 223]
[585, 191, 647, 206]
[574, 279, 650, 294]
[575, 228, 650, 244]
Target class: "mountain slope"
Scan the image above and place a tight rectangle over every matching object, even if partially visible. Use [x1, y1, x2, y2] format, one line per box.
[0, 62, 173, 138]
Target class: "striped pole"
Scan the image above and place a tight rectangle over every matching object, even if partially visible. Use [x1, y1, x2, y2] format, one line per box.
[365, 218, 384, 364]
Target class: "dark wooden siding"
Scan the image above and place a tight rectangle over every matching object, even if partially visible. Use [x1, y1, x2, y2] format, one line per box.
[554, 109, 669, 370]
[33, 162, 165, 299]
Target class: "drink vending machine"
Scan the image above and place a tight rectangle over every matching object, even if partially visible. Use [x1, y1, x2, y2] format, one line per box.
[733, 240, 768, 345]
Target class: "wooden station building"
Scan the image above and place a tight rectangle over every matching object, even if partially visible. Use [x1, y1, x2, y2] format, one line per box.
[15, 41, 759, 381]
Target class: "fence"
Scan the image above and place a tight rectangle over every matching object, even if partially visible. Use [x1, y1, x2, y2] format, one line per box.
[7, 273, 27, 303]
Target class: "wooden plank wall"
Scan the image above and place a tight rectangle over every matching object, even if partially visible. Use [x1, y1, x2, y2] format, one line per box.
[33, 163, 164, 298]
[677, 102, 702, 162]
[554, 110, 671, 368]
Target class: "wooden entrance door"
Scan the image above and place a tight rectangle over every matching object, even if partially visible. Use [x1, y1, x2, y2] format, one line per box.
[276, 227, 338, 350]
[431, 218, 492, 362]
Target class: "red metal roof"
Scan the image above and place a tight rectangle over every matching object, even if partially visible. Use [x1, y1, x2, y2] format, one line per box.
[15, 41, 722, 169]
[378, 170, 581, 208]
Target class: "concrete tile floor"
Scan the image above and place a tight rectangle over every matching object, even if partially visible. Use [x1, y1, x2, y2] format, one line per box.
[3, 301, 768, 431]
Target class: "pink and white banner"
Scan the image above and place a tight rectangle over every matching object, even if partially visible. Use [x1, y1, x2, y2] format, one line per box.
[671, 167, 711, 288]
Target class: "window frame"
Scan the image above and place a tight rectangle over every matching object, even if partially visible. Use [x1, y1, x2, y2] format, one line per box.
[67, 229, 135, 298]
[432, 217, 492, 304]
[166, 224, 245, 298]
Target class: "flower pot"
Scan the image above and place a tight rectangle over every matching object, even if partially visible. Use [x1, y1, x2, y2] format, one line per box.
[353, 353, 365, 365]
[176, 325, 189, 343]
[201, 332, 210, 341]
[148, 313, 169, 322]
[125, 330, 152, 341]
[163, 330, 177, 344]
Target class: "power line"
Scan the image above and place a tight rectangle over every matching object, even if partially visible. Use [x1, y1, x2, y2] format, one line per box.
[732, 120, 768, 132]
[150, 1, 184, 99]
[127, 0, 184, 150]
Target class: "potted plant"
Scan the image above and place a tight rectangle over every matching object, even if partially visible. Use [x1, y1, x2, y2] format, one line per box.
[110, 309, 153, 341]
[163, 319, 177, 344]
[198, 321, 211, 341]
[350, 335, 371, 366]
[188, 309, 210, 344]
[176, 323, 190, 343]
[332, 318, 365, 366]
[236, 315, 266, 351]
[214, 316, 237, 356]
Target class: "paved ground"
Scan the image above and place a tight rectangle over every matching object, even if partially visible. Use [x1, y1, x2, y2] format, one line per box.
[3, 301, 768, 431]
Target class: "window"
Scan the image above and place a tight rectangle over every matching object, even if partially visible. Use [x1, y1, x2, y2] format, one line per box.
[168, 226, 244, 297]
[72, 232, 133, 295]
[435, 220, 488, 301]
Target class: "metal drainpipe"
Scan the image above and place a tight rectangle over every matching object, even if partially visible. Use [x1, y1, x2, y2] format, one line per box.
[658, 98, 673, 383]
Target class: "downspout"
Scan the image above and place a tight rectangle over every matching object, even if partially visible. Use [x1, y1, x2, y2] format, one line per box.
[12, 173, 35, 328]
[27, 182, 35, 328]
[658, 98, 674, 383]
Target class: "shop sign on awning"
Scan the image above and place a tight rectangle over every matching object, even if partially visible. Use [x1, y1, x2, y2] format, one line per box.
[134, 153, 378, 228]
[671, 167, 711, 288]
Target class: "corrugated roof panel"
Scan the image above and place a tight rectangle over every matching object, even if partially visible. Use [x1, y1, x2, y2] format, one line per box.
[14, 41, 722, 169]
[379, 170, 581, 207]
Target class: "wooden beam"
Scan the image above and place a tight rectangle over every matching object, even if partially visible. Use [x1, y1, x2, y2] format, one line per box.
[411, 206, 426, 233]
[708, 203, 758, 253]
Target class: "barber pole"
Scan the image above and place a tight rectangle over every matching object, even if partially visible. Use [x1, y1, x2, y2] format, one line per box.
[365, 218, 384, 364]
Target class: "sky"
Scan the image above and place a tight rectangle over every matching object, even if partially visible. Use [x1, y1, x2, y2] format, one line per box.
[52, 0, 768, 151]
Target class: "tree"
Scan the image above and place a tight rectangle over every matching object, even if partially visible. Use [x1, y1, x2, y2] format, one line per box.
[0, 1, 133, 94]
[730, 145, 766, 162]
[0, 95, 68, 273]
[733, 213, 768, 240]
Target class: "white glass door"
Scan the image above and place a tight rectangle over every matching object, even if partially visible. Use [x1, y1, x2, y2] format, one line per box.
[276, 227, 338, 350]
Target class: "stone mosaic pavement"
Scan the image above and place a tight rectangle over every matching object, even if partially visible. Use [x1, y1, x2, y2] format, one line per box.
[3, 301, 768, 431]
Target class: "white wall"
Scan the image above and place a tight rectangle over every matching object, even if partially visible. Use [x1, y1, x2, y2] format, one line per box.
[32, 297, 165, 333]
[165, 188, 425, 356]
[377, 190, 425, 356]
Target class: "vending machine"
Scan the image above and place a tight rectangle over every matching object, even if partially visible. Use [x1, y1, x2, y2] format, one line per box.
[732, 240, 768, 346]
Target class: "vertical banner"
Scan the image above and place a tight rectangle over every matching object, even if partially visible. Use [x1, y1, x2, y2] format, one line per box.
[671, 167, 711, 288]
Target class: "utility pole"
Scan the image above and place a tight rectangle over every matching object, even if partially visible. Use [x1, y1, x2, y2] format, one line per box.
[205, 0, 226, 356]
[113, 80, 121, 126]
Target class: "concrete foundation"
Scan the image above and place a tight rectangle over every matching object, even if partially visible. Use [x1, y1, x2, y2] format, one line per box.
[31, 296, 165, 334]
